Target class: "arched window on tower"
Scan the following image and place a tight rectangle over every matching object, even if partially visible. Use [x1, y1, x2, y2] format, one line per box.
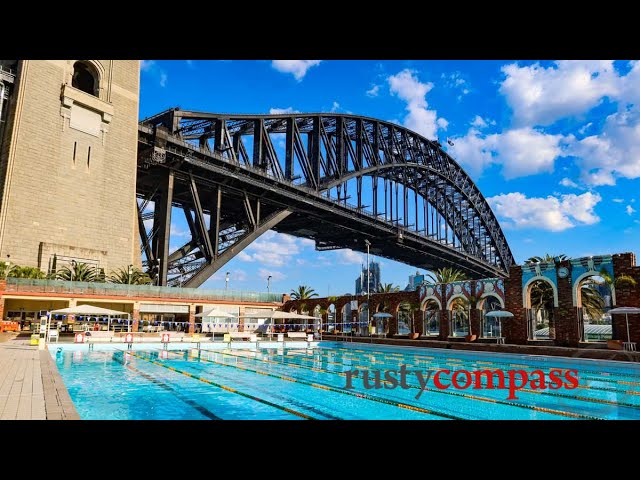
[72, 61, 98, 96]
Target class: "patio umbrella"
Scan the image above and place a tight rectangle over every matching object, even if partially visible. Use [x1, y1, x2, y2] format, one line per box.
[372, 312, 393, 318]
[608, 307, 640, 345]
[485, 310, 514, 338]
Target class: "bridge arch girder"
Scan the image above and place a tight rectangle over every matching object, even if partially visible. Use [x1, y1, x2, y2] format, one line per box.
[138, 108, 515, 286]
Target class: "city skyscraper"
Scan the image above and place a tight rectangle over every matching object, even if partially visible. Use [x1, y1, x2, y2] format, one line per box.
[355, 261, 381, 295]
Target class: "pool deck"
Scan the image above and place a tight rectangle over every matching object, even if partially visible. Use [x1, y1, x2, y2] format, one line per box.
[0, 333, 79, 420]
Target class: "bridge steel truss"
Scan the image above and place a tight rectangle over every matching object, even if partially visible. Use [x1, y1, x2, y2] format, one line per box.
[136, 108, 514, 288]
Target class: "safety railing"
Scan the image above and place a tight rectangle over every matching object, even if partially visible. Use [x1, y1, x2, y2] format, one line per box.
[4, 278, 282, 303]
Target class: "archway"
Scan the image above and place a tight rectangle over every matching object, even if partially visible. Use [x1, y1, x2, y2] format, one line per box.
[448, 296, 470, 337]
[422, 298, 441, 336]
[575, 274, 611, 342]
[480, 294, 503, 338]
[526, 278, 556, 340]
[396, 302, 412, 335]
[327, 303, 336, 334]
[340, 302, 352, 334]
[358, 302, 369, 336]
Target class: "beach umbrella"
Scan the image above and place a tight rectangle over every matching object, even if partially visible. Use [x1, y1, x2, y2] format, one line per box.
[608, 307, 640, 345]
[485, 310, 514, 338]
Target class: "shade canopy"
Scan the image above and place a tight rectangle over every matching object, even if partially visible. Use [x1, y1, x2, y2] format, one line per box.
[485, 310, 514, 318]
[243, 311, 318, 320]
[49, 304, 129, 316]
[194, 308, 237, 318]
[608, 307, 640, 314]
[372, 312, 393, 318]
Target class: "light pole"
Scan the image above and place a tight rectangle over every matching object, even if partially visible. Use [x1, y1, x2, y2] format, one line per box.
[364, 239, 371, 336]
[225, 271, 230, 291]
[267, 275, 272, 294]
[155, 258, 161, 286]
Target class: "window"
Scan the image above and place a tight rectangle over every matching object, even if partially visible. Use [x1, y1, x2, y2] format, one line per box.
[72, 61, 98, 96]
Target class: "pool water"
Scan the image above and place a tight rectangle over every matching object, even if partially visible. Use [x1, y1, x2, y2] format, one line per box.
[52, 342, 640, 420]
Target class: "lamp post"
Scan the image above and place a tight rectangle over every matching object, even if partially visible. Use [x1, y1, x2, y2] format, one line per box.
[225, 271, 230, 291]
[267, 275, 272, 294]
[155, 258, 161, 286]
[364, 239, 371, 336]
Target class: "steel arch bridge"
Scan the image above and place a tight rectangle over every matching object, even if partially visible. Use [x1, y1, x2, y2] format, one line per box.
[136, 108, 514, 288]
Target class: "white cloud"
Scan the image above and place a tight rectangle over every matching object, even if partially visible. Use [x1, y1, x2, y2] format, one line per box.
[387, 69, 443, 139]
[627, 205, 636, 215]
[170, 225, 190, 238]
[487, 191, 602, 231]
[612, 198, 625, 203]
[140, 60, 167, 87]
[239, 231, 313, 267]
[366, 85, 380, 97]
[269, 107, 299, 115]
[499, 60, 619, 126]
[559, 177, 579, 188]
[471, 115, 487, 128]
[337, 249, 364, 265]
[578, 122, 593, 135]
[569, 109, 640, 186]
[208, 268, 247, 283]
[331, 101, 340, 112]
[271, 60, 321, 81]
[237, 251, 253, 262]
[258, 268, 285, 282]
[449, 127, 566, 179]
[141, 60, 155, 71]
[436, 117, 449, 130]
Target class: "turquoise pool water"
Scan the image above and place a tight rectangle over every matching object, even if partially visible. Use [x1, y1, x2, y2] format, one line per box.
[51, 342, 640, 420]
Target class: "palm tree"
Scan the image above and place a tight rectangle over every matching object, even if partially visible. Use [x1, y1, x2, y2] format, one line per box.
[398, 300, 422, 335]
[425, 267, 467, 284]
[6, 265, 46, 279]
[55, 262, 97, 282]
[377, 283, 400, 293]
[579, 279, 605, 323]
[109, 266, 153, 285]
[599, 268, 637, 291]
[450, 297, 469, 335]
[0, 261, 10, 280]
[290, 285, 318, 300]
[525, 254, 568, 264]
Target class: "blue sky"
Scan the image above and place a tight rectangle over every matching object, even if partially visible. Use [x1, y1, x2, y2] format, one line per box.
[139, 60, 640, 295]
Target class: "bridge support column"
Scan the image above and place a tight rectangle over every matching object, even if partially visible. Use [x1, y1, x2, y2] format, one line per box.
[154, 170, 174, 286]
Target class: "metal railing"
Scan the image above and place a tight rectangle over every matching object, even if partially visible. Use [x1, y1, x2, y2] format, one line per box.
[4, 278, 282, 303]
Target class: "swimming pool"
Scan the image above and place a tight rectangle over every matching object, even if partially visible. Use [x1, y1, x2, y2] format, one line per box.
[51, 342, 640, 420]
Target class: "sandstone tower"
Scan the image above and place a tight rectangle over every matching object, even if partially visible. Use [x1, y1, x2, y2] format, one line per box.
[0, 60, 141, 275]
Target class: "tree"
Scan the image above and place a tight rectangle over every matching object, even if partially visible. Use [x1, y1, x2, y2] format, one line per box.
[425, 267, 467, 284]
[0, 261, 10, 280]
[377, 283, 400, 293]
[290, 285, 318, 300]
[55, 262, 97, 282]
[6, 265, 46, 279]
[109, 266, 153, 285]
[579, 279, 605, 323]
[450, 297, 469, 335]
[599, 268, 637, 291]
[525, 254, 568, 264]
[398, 300, 422, 334]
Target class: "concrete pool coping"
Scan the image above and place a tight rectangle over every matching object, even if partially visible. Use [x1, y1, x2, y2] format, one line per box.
[322, 335, 640, 363]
